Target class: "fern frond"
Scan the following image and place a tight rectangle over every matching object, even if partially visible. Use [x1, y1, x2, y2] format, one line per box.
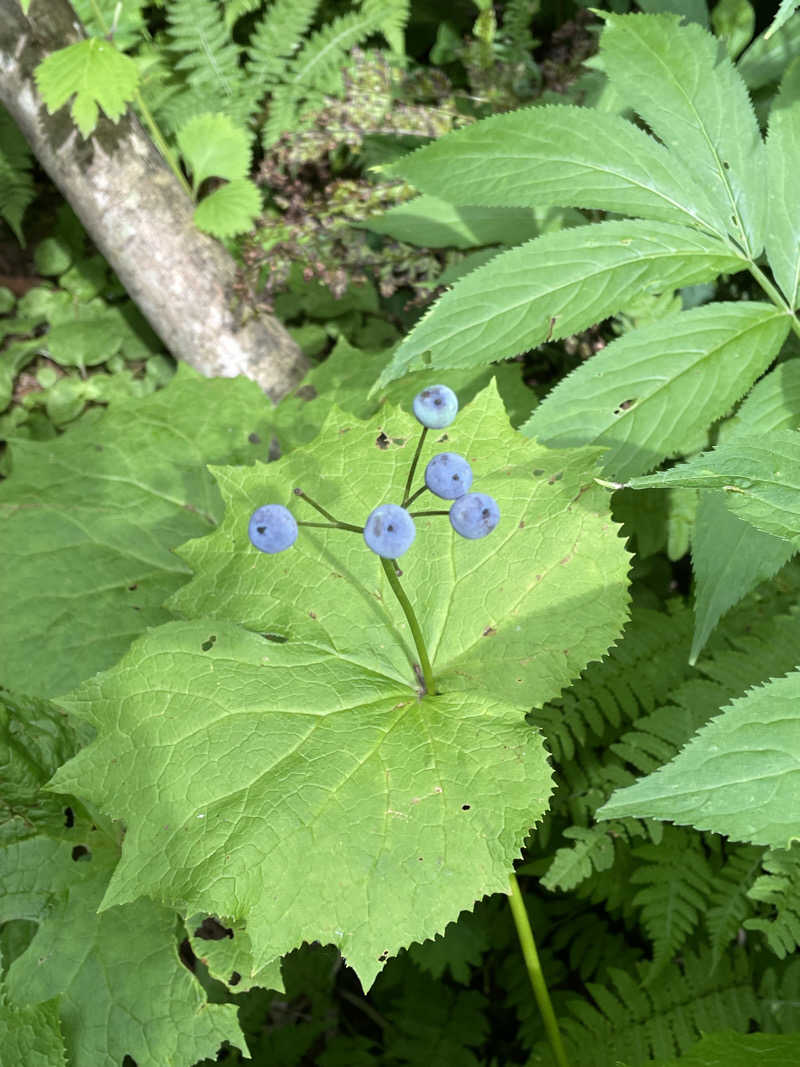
[539, 949, 759, 1066]
[630, 827, 715, 973]
[166, 0, 250, 126]
[745, 845, 800, 958]
[262, 7, 385, 144]
[223, 0, 262, 29]
[533, 605, 694, 764]
[365, 0, 409, 56]
[0, 107, 35, 245]
[246, 0, 320, 90]
[706, 844, 764, 965]
[542, 825, 616, 892]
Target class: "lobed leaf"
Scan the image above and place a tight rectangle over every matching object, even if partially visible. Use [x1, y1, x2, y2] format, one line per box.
[524, 302, 789, 480]
[192, 178, 261, 237]
[625, 429, 800, 548]
[597, 669, 800, 850]
[0, 367, 273, 698]
[601, 13, 765, 257]
[766, 58, 800, 308]
[49, 619, 554, 990]
[384, 104, 729, 237]
[374, 220, 743, 388]
[170, 384, 631, 710]
[176, 112, 252, 190]
[2, 830, 244, 1066]
[34, 39, 139, 138]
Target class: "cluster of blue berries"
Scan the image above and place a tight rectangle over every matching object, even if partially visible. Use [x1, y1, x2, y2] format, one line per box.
[248, 385, 500, 559]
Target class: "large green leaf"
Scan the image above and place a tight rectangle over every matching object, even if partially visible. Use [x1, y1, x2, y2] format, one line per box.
[1, 830, 244, 1066]
[766, 58, 800, 308]
[384, 105, 728, 237]
[171, 383, 631, 709]
[374, 221, 742, 389]
[601, 13, 765, 258]
[689, 360, 800, 662]
[597, 669, 800, 849]
[523, 302, 789, 479]
[273, 336, 535, 453]
[0, 691, 92, 847]
[49, 619, 554, 990]
[624, 429, 800, 547]
[0, 995, 66, 1067]
[652, 1030, 800, 1066]
[0, 366, 273, 698]
[48, 384, 629, 988]
[360, 195, 545, 249]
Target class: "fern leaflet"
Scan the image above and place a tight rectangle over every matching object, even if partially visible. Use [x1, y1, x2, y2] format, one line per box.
[0, 107, 35, 244]
[745, 845, 800, 958]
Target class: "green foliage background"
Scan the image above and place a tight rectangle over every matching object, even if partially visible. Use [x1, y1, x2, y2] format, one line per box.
[2, 0, 800, 1065]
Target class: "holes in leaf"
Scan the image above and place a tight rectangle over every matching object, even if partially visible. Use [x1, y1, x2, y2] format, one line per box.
[461, 804, 471, 811]
[178, 937, 197, 973]
[436, 433, 449, 443]
[201, 635, 216, 652]
[122, 1057, 138, 1067]
[261, 633, 287, 643]
[482, 627, 496, 637]
[532, 468, 544, 477]
[71, 845, 91, 861]
[64, 806, 74, 828]
[194, 916, 234, 941]
[378, 950, 389, 962]
[248, 432, 261, 444]
[722, 160, 730, 170]
[613, 398, 637, 416]
[375, 432, 390, 449]
[229, 971, 241, 986]
[547, 471, 563, 484]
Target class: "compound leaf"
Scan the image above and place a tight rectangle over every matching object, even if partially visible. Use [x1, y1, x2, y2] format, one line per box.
[524, 302, 789, 479]
[597, 669, 800, 849]
[360, 195, 544, 249]
[384, 104, 728, 237]
[601, 13, 765, 257]
[625, 429, 800, 548]
[0, 367, 273, 699]
[375, 220, 742, 388]
[766, 58, 800, 308]
[34, 39, 139, 138]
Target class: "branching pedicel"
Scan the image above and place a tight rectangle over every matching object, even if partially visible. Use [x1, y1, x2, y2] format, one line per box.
[247, 386, 500, 695]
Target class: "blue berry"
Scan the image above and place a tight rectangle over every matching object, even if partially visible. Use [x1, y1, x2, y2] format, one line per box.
[363, 504, 416, 558]
[449, 493, 500, 540]
[248, 505, 298, 553]
[425, 452, 473, 500]
[413, 385, 458, 429]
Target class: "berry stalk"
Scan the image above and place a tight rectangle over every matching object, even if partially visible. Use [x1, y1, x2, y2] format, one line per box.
[402, 428, 428, 507]
[380, 557, 435, 696]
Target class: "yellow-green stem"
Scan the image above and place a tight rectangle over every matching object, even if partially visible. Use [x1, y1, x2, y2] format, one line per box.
[747, 261, 800, 343]
[508, 873, 570, 1067]
[380, 557, 435, 695]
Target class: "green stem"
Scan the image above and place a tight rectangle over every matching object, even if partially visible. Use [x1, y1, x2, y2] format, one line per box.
[405, 485, 428, 507]
[87, 0, 192, 198]
[297, 520, 362, 533]
[294, 488, 354, 528]
[402, 427, 428, 507]
[380, 557, 435, 696]
[748, 261, 800, 343]
[508, 873, 570, 1067]
[134, 90, 193, 199]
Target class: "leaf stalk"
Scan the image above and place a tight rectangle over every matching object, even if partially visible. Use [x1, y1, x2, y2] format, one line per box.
[380, 556, 435, 696]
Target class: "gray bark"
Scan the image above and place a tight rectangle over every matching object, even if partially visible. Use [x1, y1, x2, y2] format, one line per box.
[0, 0, 309, 402]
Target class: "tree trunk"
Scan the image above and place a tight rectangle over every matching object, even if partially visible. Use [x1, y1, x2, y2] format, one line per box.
[0, 0, 309, 402]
